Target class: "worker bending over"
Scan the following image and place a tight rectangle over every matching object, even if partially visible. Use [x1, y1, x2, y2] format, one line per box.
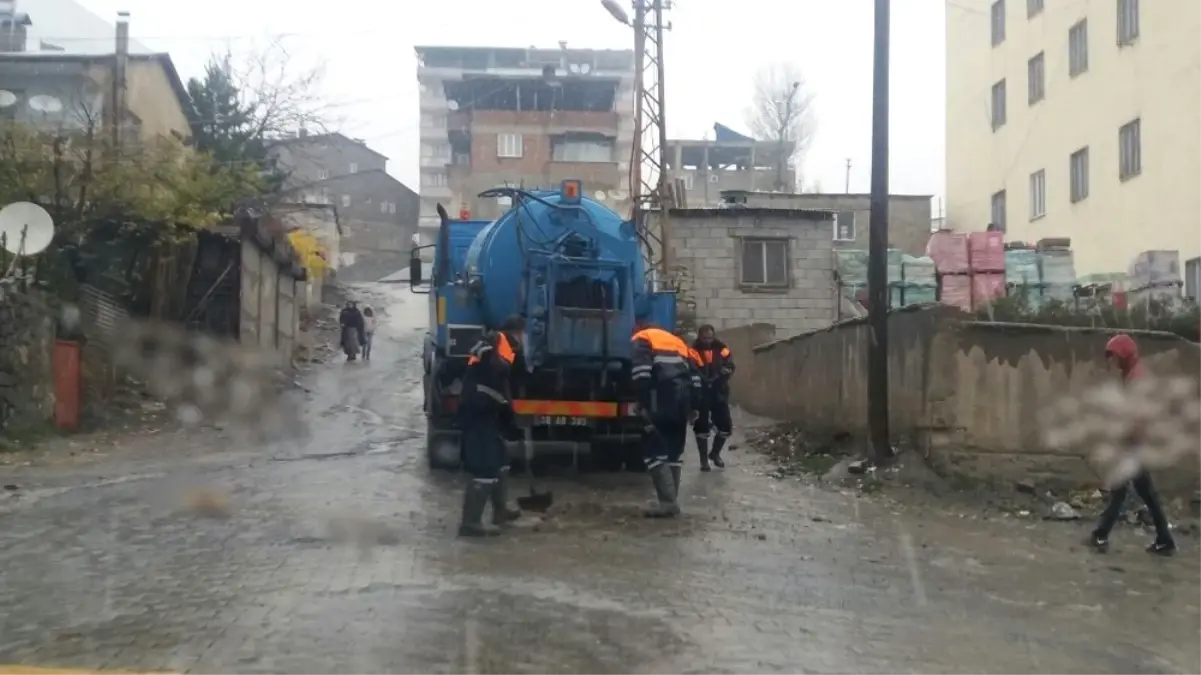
[631, 320, 702, 517]
[457, 316, 525, 537]
[691, 324, 736, 471]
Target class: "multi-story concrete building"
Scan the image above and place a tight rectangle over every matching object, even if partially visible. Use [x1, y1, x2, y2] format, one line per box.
[946, 0, 1201, 275]
[268, 132, 419, 279]
[667, 123, 795, 208]
[414, 45, 635, 236]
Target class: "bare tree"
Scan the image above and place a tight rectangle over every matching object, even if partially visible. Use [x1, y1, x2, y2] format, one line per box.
[188, 37, 337, 182]
[745, 63, 816, 192]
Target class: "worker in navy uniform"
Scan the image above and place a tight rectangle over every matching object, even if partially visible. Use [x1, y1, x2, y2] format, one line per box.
[457, 315, 525, 537]
[630, 319, 702, 517]
[691, 324, 736, 471]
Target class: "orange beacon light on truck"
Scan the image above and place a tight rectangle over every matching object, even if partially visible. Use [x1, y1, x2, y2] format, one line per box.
[561, 180, 582, 204]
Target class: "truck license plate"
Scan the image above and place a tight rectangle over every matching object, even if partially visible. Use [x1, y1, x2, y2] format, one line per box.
[534, 415, 590, 427]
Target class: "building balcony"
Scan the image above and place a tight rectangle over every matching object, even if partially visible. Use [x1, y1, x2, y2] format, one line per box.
[420, 123, 448, 139]
[420, 184, 453, 199]
[419, 154, 451, 168]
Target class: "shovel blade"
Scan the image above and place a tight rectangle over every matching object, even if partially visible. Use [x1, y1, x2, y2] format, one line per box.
[516, 490, 554, 513]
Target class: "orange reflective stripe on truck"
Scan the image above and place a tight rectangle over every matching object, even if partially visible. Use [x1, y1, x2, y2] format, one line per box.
[512, 400, 621, 418]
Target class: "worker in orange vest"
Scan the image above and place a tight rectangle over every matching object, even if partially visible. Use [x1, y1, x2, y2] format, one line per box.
[691, 324, 736, 471]
[457, 315, 524, 536]
[630, 320, 701, 517]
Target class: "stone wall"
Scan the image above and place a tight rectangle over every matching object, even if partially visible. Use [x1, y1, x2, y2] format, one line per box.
[0, 289, 56, 438]
[732, 307, 1201, 495]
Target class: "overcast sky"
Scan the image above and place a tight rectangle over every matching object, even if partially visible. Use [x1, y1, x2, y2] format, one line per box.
[67, 0, 949, 207]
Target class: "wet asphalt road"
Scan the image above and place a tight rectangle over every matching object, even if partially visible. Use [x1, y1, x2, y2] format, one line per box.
[1, 284, 1199, 674]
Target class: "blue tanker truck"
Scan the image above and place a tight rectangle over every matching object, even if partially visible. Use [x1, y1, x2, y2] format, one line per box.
[409, 180, 677, 470]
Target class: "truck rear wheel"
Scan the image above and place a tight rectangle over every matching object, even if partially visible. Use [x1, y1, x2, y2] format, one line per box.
[426, 419, 461, 471]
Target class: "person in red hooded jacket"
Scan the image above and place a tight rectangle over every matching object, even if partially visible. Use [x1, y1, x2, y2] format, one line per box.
[1090, 333, 1177, 555]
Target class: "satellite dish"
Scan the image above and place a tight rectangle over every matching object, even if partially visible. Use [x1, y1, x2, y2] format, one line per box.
[580, 63, 592, 75]
[447, 99, 460, 111]
[594, 190, 607, 201]
[29, 95, 63, 113]
[611, 190, 627, 201]
[0, 202, 55, 256]
[0, 90, 16, 108]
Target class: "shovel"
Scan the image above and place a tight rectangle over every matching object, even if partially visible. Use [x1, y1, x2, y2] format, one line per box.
[515, 426, 554, 512]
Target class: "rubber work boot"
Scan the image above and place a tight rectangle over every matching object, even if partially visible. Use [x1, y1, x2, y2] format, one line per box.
[643, 464, 681, 518]
[669, 464, 682, 501]
[709, 434, 727, 469]
[696, 434, 711, 472]
[458, 480, 501, 537]
[490, 469, 522, 524]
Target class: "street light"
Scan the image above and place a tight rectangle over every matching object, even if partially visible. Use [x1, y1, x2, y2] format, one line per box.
[602, 0, 631, 25]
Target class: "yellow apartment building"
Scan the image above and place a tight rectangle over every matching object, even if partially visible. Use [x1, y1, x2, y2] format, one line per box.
[946, 0, 1200, 275]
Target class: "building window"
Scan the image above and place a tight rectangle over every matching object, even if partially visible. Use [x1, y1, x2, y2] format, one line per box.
[990, 190, 1007, 231]
[1027, 0, 1044, 17]
[497, 133, 523, 158]
[422, 172, 447, 188]
[1027, 52, 1045, 104]
[388, 202, 397, 214]
[739, 237, 789, 287]
[379, 200, 389, 214]
[349, 162, 358, 174]
[683, 173, 694, 191]
[991, 79, 1007, 130]
[552, 139, 613, 162]
[1118, 0, 1139, 45]
[1029, 169, 1046, 220]
[317, 169, 329, 180]
[833, 211, 856, 242]
[991, 0, 1006, 46]
[340, 194, 351, 208]
[1070, 147, 1090, 203]
[1119, 118, 1141, 181]
[1069, 20, 1089, 77]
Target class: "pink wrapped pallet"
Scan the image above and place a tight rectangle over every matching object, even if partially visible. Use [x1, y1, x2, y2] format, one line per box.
[968, 231, 1005, 272]
[972, 273, 1007, 309]
[939, 274, 973, 312]
[925, 231, 970, 274]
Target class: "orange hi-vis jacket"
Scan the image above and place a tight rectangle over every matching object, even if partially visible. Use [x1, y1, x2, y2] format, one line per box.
[631, 327, 701, 417]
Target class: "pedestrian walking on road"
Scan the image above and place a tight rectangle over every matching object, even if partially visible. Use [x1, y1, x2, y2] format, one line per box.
[691, 324, 736, 471]
[457, 316, 525, 537]
[362, 307, 377, 361]
[338, 301, 365, 362]
[631, 320, 702, 518]
[1090, 333, 1177, 556]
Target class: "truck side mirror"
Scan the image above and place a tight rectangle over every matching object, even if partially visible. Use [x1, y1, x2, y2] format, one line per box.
[409, 253, 422, 286]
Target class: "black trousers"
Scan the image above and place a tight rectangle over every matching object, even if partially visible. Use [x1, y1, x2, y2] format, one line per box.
[1094, 471, 1174, 543]
[693, 390, 732, 439]
[642, 420, 687, 470]
[459, 416, 509, 480]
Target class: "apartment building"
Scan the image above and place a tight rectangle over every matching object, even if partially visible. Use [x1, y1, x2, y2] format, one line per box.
[946, 0, 1201, 275]
[668, 123, 795, 208]
[269, 132, 419, 257]
[414, 45, 635, 234]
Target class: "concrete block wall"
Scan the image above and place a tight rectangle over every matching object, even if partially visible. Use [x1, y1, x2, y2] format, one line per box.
[732, 307, 1201, 496]
[665, 211, 837, 336]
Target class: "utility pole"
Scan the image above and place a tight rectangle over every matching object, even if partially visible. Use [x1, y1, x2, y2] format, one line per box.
[844, 158, 852, 194]
[112, 11, 130, 152]
[867, 0, 892, 463]
[605, 0, 673, 285]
